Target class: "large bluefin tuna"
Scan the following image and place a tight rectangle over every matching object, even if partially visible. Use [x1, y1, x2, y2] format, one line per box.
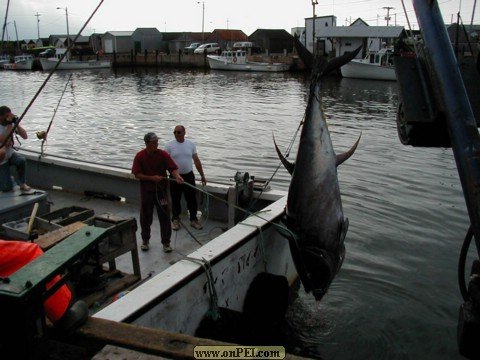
[275, 50, 361, 300]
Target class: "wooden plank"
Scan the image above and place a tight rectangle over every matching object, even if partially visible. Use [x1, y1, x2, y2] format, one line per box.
[78, 317, 308, 360]
[81, 273, 140, 308]
[35, 221, 87, 250]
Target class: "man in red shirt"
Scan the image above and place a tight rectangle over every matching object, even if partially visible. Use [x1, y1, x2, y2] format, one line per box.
[132, 132, 184, 252]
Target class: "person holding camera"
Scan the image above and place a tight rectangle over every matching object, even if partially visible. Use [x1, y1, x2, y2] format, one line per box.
[0, 105, 30, 192]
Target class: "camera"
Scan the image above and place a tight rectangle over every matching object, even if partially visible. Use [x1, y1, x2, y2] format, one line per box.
[11, 116, 18, 124]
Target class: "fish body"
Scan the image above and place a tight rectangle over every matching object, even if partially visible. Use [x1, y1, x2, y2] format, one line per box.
[275, 51, 361, 300]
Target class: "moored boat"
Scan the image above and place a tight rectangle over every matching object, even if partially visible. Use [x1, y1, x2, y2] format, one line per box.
[3, 55, 34, 71]
[39, 48, 111, 71]
[340, 47, 397, 81]
[40, 57, 112, 71]
[207, 50, 290, 72]
[0, 54, 11, 67]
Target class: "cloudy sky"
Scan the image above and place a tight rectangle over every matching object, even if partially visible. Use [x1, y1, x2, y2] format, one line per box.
[2, 0, 478, 40]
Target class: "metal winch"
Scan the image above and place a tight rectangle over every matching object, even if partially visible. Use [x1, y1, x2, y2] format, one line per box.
[233, 171, 254, 223]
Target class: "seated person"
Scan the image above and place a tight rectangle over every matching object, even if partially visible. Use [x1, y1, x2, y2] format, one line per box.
[0, 106, 30, 192]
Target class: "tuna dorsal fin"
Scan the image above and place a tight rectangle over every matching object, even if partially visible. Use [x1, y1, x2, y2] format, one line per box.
[273, 135, 295, 175]
[335, 132, 362, 167]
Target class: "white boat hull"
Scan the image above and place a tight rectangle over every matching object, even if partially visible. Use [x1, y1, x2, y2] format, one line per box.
[96, 198, 297, 335]
[40, 58, 112, 71]
[341, 59, 396, 81]
[208, 55, 290, 72]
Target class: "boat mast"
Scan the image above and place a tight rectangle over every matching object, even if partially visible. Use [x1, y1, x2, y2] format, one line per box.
[1, 0, 11, 52]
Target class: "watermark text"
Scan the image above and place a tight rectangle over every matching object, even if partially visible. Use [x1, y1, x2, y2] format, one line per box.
[194, 346, 285, 359]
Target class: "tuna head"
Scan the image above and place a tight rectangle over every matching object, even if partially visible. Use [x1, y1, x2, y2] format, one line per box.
[284, 215, 349, 301]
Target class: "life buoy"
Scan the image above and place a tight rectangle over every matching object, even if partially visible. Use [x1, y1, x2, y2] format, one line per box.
[232, 57, 237, 63]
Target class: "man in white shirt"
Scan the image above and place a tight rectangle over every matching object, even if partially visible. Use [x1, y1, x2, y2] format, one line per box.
[165, 125, 206, 230]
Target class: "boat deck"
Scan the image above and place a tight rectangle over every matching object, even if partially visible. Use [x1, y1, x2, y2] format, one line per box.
[77, 188, 217, 266]
[1, 186, 228, 306]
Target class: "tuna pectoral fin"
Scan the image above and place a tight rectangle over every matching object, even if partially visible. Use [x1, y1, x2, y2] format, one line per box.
[274, 219, 314, 294]
[273, 135, 295, 175]
[336, 132, 362, 167]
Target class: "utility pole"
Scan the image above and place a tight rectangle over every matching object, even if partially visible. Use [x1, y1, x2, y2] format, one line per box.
[312, 0, 318, 56]
[382, 6, 394, 26]
[197, 1, 205, 43]
[35, 12, 41, 39]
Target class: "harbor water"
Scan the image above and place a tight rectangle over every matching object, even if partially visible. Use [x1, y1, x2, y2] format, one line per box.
[0, 68, 471, 359]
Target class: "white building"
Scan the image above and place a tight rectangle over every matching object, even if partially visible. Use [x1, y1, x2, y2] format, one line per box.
[304, 15, 337, 56]
[313, 18, 405, 58]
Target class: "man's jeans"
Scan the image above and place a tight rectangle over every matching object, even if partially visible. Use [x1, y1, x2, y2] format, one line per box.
[0, 152, 27, 192]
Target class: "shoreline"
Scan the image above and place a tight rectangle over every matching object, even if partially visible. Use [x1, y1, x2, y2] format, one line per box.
[31, 52, 307, 71]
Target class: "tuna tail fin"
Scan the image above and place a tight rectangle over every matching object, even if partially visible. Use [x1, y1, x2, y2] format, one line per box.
[335, 132, 362, 167]
[323, 45, 362, 76]
[293, 33, 314, 72]
[273, 135, 295, 175]
[311, 45, 363, 84]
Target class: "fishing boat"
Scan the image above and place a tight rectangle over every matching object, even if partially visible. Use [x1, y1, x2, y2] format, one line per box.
[39, 48, 111, 71]
[0, 54, 11, 67]
[0, 148, 300, 358]
[340, 47, 397, 81]
[40, 57, 112, 71]
[207, 50, 290, 72]
[3, 55, 34, 71]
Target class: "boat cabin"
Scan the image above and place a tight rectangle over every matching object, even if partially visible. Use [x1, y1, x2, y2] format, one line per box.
[367, 48, 395, 66]
[233, 41, 253, 50]
[15, 55, 33, 62]
[221, 50, 247, 60]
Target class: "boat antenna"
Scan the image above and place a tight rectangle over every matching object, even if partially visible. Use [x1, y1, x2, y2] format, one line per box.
[0, 0, 106, 151]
